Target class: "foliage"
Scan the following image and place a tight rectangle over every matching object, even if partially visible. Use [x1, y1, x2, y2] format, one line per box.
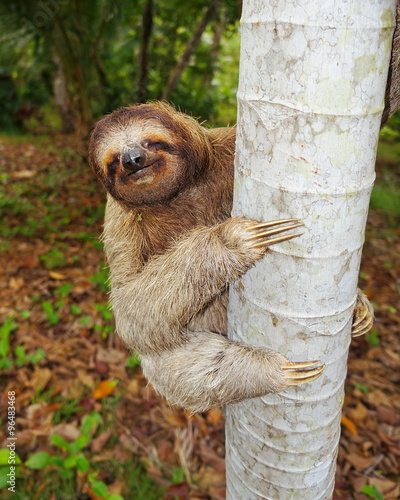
[0, 0, 240, 132]
[361, 484, 384, 500]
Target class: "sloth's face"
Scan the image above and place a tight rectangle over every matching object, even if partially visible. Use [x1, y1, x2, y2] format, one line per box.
[89, 105, 209, 207]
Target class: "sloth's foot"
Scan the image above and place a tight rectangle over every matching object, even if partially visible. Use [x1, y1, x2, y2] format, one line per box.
[352, 290, 374, 337]
[245, 218, 304, 248]
[281, 360, 325, 386]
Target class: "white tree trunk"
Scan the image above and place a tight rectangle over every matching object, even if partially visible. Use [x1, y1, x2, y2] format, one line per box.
[225, 1, 396, 499]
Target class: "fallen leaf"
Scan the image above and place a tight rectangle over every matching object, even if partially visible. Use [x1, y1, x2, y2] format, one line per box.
[51, 423, 81, 442]
[206, 407, 223, 425]
[77, 369, 95, 389]
[163, 481, 190, 500]
[96, 347, 126, 365]
[345, 453, 380, 471]
[195, 469, 225, 489]
[347, 402, 368, 424]
[12, 169, 35, 179]
[9, 277, 24, 291]
[157, 440, 175, 463]
[367, 390, 392, 408]
[368, 476, 399, 496]
[30, 367, 52, 392]
[341, 415, 359, 435]
[91, 428, 112, 453]
[49, 271, 66, 280]
[162, 408, 188, 428]
[92, 379, 118, 399]
[127, 378, 140, 396]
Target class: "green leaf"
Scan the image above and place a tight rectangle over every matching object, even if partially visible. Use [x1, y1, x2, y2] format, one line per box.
[63, 454, 77, 469]
[76, 454, 90, 472]
[75, 434, 89, 450]
[81, 412, 102, 436]
[60, 468, 74, 479]
[361, 485, 384, 500]
[30, 348, 46, 364]
[0, 448, 21, 466]
[14, 345, 26, 366]
[126, 353, 141, 368]
[49, 456, 63, 467]
[91, 479, 109, 498]
[0, 357, 13, 369]
[25, 451, 51, 469]
[0, 468, 9, 489]
[109, 495, 124, 500]
[50, 434, 71, 451]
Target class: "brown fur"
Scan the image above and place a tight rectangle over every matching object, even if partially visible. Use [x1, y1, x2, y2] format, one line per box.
[89, 102, 372, 412]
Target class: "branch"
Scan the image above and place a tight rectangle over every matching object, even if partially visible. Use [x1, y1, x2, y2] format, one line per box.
[162, 0, 221, 100]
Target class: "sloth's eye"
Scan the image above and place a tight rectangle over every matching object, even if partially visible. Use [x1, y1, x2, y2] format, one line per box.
[143, 140, 170, 151]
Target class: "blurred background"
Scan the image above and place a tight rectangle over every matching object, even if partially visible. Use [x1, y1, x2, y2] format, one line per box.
[0, 1, 399, 499]
[0, 0, 241, 138]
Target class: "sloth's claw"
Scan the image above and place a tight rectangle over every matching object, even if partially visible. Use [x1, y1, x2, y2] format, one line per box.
[282, 360, 325, 386]
[352, 312, 374, 337]
[351, 292, 374, 337]
[245, 219, 304, 248]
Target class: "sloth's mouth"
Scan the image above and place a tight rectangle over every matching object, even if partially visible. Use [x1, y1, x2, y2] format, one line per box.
[127, 160, 158, 176]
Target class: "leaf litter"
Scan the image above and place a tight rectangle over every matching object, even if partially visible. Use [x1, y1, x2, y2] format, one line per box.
[0, 135, 398, 499]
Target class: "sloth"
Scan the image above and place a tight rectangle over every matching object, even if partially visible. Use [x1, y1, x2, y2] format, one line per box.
[89, 102, 374, 413]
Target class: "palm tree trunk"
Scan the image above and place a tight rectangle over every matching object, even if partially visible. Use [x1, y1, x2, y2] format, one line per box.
[226, 1, 397, 498]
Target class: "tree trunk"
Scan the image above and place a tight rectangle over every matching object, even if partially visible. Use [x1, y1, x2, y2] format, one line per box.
[162, 0, 221, 100]
[55, 9, 92, 136]
[137, 0, 153, 103]
[225, 1, 397, 499]
[52, 51, 75, 134]
[201, 19, 224, 90]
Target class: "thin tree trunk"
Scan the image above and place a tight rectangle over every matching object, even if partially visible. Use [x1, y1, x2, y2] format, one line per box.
[55, 9, 92, 135]
[137, 0, 153, 103]
[201, 20, 224, 90]
[52, 50, 75, 134]
[226, 1, 397, 498]
[162, 0, 221, 100]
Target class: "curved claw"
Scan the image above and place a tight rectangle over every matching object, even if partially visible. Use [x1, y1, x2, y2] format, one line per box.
[352, 314, 374, 337]
[351, 292, 374, 337]
[282, 360, 325, 387]
[352, 302, 370, 328]
[245, 219, 304, 249]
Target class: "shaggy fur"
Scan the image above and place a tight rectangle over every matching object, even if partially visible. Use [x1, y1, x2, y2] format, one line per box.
[89, 102, 373, 413]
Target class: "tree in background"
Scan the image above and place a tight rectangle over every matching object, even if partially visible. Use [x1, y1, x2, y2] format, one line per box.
[226, 0, 397, 498]
[0, 0, 240, 135]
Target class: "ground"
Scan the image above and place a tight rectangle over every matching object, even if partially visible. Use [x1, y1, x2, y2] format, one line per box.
[0, 133, 399, 500]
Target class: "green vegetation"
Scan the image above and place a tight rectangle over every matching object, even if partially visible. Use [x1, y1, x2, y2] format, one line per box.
[0, 317, 46, 370]
[0, 0, 240, 134]
[361, 484, 384, 500]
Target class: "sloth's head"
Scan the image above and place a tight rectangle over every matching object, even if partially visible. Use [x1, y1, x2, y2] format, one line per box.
[89, 102, 213, 207]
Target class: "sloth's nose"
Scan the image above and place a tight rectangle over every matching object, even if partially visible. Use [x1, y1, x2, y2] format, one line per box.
[122, 148, 146, 173]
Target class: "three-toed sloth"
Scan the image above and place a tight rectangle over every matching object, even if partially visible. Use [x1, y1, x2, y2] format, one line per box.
[89, 102, 373, 413]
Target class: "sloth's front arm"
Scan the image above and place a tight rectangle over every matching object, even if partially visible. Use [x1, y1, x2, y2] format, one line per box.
[109, 217, 324, 412]
[110, 217, 304, 354]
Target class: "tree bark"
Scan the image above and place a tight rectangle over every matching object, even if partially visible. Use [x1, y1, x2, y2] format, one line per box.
[162, 0, 221, 100]
[137, 0, 153, 103]
[201, 19, 224, 90]
[52, 50, 75, 134]
[225, 1, 397, 499]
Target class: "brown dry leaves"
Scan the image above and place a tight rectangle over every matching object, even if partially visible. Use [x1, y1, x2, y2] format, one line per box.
[0, 137, 399, 499]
